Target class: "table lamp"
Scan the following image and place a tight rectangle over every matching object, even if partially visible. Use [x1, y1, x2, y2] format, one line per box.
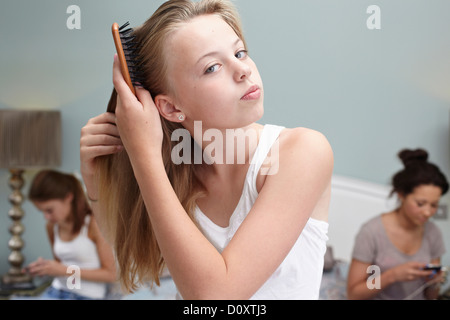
[0, 110, 61, 286]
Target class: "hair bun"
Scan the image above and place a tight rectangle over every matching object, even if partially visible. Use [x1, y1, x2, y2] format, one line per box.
[398, 149, 429, 167]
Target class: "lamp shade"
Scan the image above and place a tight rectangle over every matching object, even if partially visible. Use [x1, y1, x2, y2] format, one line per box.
[0, 110, 61, 168]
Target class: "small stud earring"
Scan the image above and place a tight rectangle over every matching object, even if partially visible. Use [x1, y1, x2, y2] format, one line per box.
[178, 114, 185, 121]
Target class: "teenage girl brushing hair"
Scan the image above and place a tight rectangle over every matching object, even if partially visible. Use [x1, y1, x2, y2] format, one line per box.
[80, 0, 333, 299]
[26, 170, 117, 300]
[347, 149, 448, 300]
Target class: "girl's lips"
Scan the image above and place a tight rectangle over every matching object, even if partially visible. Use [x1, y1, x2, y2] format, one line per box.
[241, 85, 261, 101]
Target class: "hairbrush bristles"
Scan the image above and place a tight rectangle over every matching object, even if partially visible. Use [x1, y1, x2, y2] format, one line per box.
[112, 22, 145, 95]
[118, 22, 145, 87]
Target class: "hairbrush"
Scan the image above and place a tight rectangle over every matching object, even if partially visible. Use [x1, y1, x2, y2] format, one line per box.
[111, 22, 143, 95]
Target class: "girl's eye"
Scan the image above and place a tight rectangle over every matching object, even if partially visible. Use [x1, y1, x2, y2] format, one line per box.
[416, 202, 425, 207]
[205, 64, 220, 74]
[235, 50, 248, 59]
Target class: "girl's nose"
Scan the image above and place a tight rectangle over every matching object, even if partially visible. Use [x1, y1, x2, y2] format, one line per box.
[234, 60, 252, 82]
[422, 206, 434, 218]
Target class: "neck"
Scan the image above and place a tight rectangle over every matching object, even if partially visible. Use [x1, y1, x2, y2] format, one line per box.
[58, 214, 75, 231]
[394, 208, 421, 232]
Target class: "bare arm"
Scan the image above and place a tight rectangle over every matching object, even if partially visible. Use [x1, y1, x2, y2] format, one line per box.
[79, 216, 117, 283]
[347, 259, 396, 300]
[347, 259, 435, 300]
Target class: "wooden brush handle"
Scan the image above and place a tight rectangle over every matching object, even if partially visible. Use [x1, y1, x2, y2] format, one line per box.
[112, 23, 136, 95]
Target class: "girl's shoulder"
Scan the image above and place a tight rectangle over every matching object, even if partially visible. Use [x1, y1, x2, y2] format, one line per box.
[260, 126, 333, 188]
[280, 126, 329, 143]
[278, 127, 333, 164]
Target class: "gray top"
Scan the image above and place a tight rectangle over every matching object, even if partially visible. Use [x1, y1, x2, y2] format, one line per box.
[351, 215, 445, 300]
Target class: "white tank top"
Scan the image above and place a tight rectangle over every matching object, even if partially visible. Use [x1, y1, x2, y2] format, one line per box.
[52, 215, 106, 299]
[194, 124, 329, 299]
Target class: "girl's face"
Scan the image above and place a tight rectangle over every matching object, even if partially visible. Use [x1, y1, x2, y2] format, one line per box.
[33, 193, 73, 224]
[399, 185, 442, 226]
[163, 14, 264, 131]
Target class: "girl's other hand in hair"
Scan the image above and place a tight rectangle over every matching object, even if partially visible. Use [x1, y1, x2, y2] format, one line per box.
[80, 111, 123, 199]
[112, 54, 164, 161]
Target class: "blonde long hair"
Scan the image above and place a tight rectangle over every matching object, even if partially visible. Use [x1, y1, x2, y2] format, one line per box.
[97, 0, 247, 292]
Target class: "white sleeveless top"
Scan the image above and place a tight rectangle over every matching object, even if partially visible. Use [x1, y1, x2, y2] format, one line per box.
[52, 215, 106, 299]
[194, 124, 329, 300]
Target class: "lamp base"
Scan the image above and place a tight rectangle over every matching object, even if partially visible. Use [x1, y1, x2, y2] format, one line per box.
[2, 273, 33, 285]
[1, 273, 34, 291]
[2, 169, 33, 289]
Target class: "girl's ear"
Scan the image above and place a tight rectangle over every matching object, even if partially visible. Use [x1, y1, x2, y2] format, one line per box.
[396, 191, 405, 203]
[154, 95, 185, 123]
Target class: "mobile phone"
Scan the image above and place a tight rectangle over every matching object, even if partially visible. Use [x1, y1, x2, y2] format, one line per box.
[424, 264, 442, 271]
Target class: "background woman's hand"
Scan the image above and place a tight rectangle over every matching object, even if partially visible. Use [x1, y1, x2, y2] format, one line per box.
[26, 257, 66, 277]
[390, 261, 433, 282]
